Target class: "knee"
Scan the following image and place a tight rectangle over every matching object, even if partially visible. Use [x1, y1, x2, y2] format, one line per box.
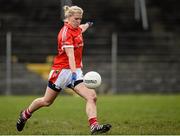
[87, 89, 97, 102]
[42, 99, 53, 107]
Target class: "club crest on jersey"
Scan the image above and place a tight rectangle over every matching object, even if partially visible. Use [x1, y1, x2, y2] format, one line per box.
[52, 70, 60, 78]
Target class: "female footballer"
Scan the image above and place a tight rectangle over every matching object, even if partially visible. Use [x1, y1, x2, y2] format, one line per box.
[16, 5, 111, 135]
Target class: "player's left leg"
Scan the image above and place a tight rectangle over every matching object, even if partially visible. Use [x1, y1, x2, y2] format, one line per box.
[73, 82, 111, 134]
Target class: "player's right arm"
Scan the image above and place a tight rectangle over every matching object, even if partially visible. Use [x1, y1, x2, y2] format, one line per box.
[65, 47, 77, 86]
[60, 26, 76, 73]
[64, 47, 76, 73]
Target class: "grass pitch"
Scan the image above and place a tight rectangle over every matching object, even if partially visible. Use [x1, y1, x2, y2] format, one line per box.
[0, 94, 180, 135]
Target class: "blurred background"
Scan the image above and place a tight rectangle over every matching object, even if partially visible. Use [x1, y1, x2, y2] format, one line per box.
[0, 0, 180, 95]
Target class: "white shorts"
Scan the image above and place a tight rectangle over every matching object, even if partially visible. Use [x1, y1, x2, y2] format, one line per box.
[48, 68, 83, 92]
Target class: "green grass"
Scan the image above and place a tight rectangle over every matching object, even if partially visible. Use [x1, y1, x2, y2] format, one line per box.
[0, 94, 180, 135]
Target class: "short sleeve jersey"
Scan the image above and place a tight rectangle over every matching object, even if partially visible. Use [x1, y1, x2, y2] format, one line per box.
[52, 23, 84, 70]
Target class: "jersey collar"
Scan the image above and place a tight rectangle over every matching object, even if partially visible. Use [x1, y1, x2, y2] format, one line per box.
[65, 23, 79, 30]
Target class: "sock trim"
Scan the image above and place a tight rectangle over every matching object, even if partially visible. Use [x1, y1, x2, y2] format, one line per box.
[89, 117, 98, 127]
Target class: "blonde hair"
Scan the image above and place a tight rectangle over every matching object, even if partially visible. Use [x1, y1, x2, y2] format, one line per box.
[63, 5, 83, 19]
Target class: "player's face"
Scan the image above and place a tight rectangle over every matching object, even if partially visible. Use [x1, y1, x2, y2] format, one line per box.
[69, 13, 82, 28]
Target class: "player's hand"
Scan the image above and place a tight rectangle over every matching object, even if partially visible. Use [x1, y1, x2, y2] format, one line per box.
[71, 72, 77, 87]
[86, 22, 93, 27]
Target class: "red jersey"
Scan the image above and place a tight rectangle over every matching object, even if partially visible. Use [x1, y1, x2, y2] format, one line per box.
[52, 23, 84, 70]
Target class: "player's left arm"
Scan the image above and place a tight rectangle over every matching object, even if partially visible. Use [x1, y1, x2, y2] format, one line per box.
[79, 22, 93, 33]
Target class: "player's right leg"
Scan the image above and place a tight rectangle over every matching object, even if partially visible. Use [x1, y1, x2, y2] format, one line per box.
[16, 86, 60, 131]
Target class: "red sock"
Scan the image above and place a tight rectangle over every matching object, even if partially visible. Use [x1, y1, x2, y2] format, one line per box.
[22, 108, 32, 120]
[89, 117, 98, 127]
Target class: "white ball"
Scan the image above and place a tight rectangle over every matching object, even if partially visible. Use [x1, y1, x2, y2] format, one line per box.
[83, 71, 102, 89]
